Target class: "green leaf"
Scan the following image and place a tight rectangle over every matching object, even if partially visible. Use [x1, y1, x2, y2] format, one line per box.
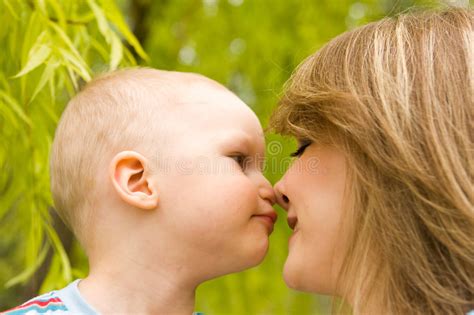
[88, 0, 124, 69]
[45, 223, 72, 282]
[58, 47, 91, 82]
[0, 90, 32, 126]
[47, 0, 66, 29]
[87, 0, 109, 38]
[34, 0, 48, 17]
[4, 244, 49, 288]
[38, 254, 63, 294]
[123, 46, 138, 66]
[0, 98, 19, 130]
[102, 0, 148, 61]
[21, 12, 45, 71]
[90, 37, 110, 61]
[3, 0, 20, 20]
[29, 59, 60, 103]
[48, 21, 92, 81]
[13, 44, 51, 78]
[110, 33, 123, 70]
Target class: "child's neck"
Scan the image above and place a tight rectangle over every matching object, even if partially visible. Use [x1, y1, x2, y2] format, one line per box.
[79, 252, 198, 315]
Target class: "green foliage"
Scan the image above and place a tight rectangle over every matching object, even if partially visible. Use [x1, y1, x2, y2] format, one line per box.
[0, 0, 462, 313]
[0, 0, 144, 307]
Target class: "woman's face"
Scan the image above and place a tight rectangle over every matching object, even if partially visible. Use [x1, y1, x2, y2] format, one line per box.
[274, 141, 348, 294]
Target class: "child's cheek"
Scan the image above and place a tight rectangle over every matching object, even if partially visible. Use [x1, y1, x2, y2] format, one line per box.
[226, 174, 260, 218]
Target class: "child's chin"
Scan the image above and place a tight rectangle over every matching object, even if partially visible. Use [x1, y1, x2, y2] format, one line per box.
[245, 238, 270, 267]
[209, 253, 268, 280]
[249, 250, 267, 268]
[205, 238, 270, 280]
[233, 238, 270, 271]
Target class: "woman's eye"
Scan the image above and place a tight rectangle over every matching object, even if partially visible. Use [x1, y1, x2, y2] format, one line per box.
[290, 140, 312, 158]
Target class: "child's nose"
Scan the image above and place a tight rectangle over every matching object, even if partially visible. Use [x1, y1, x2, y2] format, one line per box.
[257, 175, 276, 205]
[259, 185, 276, 206]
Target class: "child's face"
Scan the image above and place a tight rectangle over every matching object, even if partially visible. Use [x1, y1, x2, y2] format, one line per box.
[151, 83, 277, 280]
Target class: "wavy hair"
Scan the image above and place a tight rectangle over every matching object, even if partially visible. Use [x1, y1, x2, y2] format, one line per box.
[270, 7, 473, 315]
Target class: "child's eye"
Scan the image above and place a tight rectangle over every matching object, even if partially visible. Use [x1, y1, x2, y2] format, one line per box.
[290, 140, 312, 158]
[230, 155, 247, 169]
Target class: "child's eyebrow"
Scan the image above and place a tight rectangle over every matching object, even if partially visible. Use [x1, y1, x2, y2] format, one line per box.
[224, 131, 251, 146]
[216, 131, 256, 153]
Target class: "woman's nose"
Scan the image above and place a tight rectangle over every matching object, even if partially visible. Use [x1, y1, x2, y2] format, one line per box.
[274, 180, 289, 211]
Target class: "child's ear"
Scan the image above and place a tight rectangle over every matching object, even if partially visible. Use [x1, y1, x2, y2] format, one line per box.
[109, 151, 158, 210]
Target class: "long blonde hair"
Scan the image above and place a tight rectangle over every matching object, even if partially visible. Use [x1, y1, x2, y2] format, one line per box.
[270, 7, 473, 315]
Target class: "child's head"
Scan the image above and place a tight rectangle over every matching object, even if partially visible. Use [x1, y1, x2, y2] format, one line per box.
[50, 68, 276, 282]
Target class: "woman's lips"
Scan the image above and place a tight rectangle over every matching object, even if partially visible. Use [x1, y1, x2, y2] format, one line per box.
[287, 216, 298, 230]
[287, 214, 299, 246]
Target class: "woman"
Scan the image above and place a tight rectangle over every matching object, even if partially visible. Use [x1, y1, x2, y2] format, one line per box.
[271, 7, 473, 315]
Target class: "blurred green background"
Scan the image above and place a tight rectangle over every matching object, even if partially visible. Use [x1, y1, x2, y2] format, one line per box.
[0, 0, 469, 313]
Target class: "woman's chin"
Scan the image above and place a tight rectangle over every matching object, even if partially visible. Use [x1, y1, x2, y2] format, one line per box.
[283, 257, 317, 293]
[283, 259, 302, 290]
[283, 260, 337, 295]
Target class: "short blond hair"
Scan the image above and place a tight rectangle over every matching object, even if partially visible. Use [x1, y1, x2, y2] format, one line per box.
[50, 68, 216, 247]
[271, 7, 473, 315]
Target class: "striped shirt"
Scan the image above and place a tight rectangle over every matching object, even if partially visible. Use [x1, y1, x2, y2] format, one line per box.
[1, 280, 97, 315]
[1, 279, 205, 315]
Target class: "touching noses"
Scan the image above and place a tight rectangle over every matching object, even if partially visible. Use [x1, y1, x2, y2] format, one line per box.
[274, 179, 289, 211]
[259, 176, 276, 206]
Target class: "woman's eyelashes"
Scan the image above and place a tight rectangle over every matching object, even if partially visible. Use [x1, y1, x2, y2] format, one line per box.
[290, 140, 312, 157]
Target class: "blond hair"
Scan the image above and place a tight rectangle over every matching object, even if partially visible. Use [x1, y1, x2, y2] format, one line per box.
[50, 68, 214, 248]
[270, 7, 473, 315]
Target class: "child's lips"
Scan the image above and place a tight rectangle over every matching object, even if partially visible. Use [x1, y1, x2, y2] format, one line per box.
[253, 211, 278, 233]
[259, 211, 277, 223]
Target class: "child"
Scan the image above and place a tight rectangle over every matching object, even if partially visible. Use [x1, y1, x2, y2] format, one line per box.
[2, 68, 277, 314]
